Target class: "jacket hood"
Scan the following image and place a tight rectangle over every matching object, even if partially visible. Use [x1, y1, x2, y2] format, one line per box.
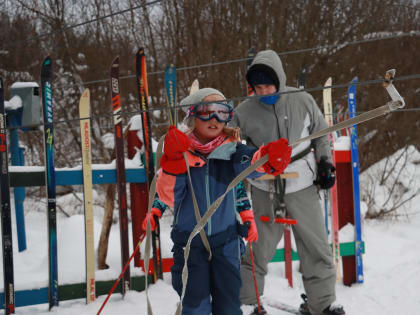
[246, 50, 287, 93]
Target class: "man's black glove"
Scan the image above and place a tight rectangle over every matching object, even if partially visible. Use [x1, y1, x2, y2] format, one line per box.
[314, 156, 336, 189]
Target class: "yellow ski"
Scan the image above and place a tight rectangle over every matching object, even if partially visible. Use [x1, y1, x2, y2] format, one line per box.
[79, 88, 95, 303]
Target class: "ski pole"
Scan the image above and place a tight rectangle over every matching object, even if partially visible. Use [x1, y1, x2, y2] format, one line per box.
[97, 232, 146, 315]
[245, 222, 262, 314]
[249, 242, 262, 314]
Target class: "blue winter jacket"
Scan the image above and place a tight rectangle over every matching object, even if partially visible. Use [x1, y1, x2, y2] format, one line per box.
[157, 137, 262, 248]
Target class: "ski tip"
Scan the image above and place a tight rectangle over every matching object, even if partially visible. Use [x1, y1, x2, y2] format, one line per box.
[82, 88, 90, 98]
[137, 47, 145, 56]
[324, 77, 332, 86]
[42, 56, 52, 66]
[189, 79, 199, 95]
[111, 56, 119, 66]
[165, 64, 174, 73]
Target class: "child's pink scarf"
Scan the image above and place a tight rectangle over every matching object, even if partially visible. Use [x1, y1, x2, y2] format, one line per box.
[188, 132, 227, 155]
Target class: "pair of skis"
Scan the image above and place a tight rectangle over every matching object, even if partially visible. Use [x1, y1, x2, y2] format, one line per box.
[76, 52, 163, 302]
[134, 49, 163, 281]
[324, 76, 363, 283]
[30, 57, 132, 307]
[40, 58, 97, 307]
[98, 50, 164, 300]
[78, 51, 163, 301]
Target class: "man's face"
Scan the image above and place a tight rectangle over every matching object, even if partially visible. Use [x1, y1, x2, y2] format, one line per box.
[254, 84, 277, 96]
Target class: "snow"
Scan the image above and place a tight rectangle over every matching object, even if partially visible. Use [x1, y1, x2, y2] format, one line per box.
[4, 95, 22, 110]
[128, 115, 143, 132]
[10, 82, 39, 89]
[360, 145, 420, 217]
[8, 156, 144, 172]
[101, 133, 114, 150]
[152, 109, 161, 119]
[338, 223, 355, 243]
[9, 165, 44, 172]
[128, 115, 160, 152]
[1, 148, 420, 314]
[333, 136, 350, 151]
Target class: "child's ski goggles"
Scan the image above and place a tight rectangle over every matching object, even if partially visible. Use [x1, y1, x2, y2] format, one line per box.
[187, 102, 233, 123]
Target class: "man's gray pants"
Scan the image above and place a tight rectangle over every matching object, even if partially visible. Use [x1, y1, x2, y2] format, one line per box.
[240, 184, 336, 315]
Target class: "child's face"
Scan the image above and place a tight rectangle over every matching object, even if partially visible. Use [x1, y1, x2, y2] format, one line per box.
[193, 94, 226, 144]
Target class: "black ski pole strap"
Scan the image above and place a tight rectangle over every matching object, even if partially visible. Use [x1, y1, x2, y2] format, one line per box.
[291, 145, 312, 162]
[273, 176, 287, 218]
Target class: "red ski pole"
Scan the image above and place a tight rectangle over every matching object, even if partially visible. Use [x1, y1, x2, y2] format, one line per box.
[97, 233, 146, 315]
[245, 221, 262, 314]
[249, 242, 262, 314]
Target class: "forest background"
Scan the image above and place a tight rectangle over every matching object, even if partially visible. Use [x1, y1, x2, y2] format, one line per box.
[0, 0, 419, 218]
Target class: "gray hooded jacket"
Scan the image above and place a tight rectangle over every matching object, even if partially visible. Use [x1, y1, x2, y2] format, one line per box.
[230, 50, 331, 194]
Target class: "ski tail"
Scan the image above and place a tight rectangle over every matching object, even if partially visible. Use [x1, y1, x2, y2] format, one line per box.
[135, 48, 162, 281]
[110, 57, 131, 294]
[41, 56, 59, 309]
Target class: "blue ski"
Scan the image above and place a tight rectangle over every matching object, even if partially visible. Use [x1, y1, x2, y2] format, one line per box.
[348, 77, 364, 283]
[41, 57, 59, 308]
[164, 65, 177, 126]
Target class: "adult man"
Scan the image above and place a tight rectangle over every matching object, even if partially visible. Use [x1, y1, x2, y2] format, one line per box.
[230, 50, 345, 315]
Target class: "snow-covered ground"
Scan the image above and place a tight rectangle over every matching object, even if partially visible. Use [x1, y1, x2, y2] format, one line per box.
[1, 145, 420, 314]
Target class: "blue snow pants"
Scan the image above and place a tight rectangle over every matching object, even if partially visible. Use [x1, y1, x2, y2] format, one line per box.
[171, 237, 243, 315]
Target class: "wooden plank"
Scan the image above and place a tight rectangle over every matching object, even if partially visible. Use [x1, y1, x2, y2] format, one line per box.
[256, 172, 299, 181]
[9, 167, 146, 187]
[269, 241, 365, 263]
[0, 275, 151, 309]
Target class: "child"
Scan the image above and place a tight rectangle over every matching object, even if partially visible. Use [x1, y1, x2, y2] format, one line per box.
[142, 88, 291, 315]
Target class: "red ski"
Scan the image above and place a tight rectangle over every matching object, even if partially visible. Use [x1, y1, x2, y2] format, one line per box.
[110, 57, 130, 294]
